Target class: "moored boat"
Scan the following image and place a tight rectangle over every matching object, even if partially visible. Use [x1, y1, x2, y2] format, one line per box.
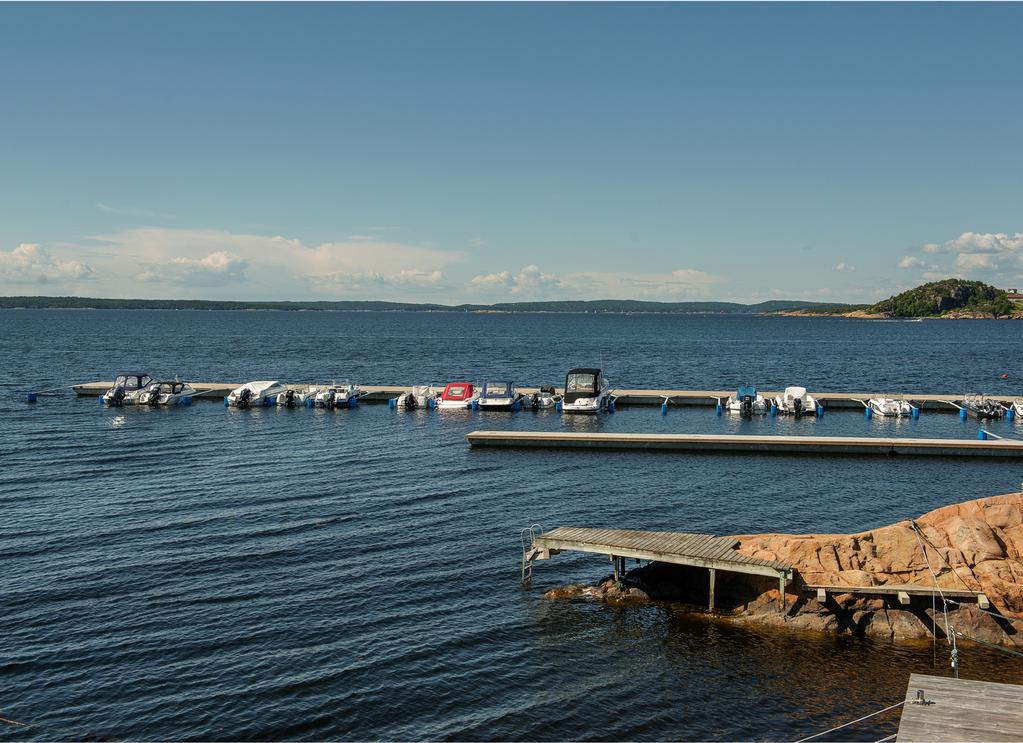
[725, 385, 768, 416]
[437, 381, 478, 410]
[478, 380, 524, 411]
[561, 368, 612, 414]
[101, 373, 154, 406]
[226, 380, 287, 408]
[138, 379, 196, 406]
[773, 386, 819, 417]
[392, 385, 438, 410]
[867, 396, 914, 417]
[962, 393, 1003, 420]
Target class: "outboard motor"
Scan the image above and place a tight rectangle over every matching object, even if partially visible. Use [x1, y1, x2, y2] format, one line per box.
[237, 387, 253, 408]
[403, 393, 418, 410]
[530, 391, 540, 411]
[109, 386, 126, 407]
[793, 397, 803, 418]
[740, 394, 753, 418]
[282, 389, 296, 408]
[145, 387, 161, 406]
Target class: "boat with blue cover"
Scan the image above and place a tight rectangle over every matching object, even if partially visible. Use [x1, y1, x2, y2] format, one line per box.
[478, 380, 524, 411]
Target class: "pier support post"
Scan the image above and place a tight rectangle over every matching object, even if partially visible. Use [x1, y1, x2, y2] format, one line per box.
[613, 555, 620, 581]
[779, 573, 787, 613]
[708, 568, 716, 611]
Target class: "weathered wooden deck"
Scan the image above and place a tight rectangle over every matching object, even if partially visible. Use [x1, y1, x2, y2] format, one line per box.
[896, 673, 1023, 741]
[471, 431, 1023, 458]
[804, 583, 990, 608]
[525, 526, 792, 611]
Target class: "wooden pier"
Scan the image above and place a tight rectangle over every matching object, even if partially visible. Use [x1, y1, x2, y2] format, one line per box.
[71, 381, 1022, 412]
[523, 526, 793, 611]
[896, 673, 1023, 741]
[470, 431, 1023, 458]
[803, 583, 990, 608]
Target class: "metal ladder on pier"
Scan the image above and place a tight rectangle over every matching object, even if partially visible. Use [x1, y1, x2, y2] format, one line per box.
[520, 524, 545, 585]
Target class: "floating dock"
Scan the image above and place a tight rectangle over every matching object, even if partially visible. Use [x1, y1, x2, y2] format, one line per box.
[71, 382, 1022, 412]
[470, 431, 1023, 458]
[896, 673, 1023, 741]
[522, 526, 793, 610]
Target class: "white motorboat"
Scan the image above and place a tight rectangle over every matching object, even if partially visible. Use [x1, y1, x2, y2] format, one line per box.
[437, 381, 479, 410]
[725, 385, 768, 416]
[867, 396, 914, 417]
[1012, 399, 1023, 419]
[478, 380, 524, 411]
[101, 373, 154, 406]
[226, 380, 288, 408]
[392, 385, 438, 410]
[525, 385, 562, 411]
[276, 386, 317, 408]
[561, 368, 612, 414]
[962, 393, 1003, 420]
[773, 386, 819, 417]
[138, 380, 196, 406]
[312, 382, 366, 408]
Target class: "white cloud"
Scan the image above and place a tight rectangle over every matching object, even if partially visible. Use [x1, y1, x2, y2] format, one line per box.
[954, 253, 1000, 271]
[833, 263, 855, 272]
[0, 244, 94, 283]
[137, 250, 249, 286]
[898, 256, 926, 269]
[922, 232, 1023, 255]
[470, 264, 564, 293]
[309, 269, 444, 290]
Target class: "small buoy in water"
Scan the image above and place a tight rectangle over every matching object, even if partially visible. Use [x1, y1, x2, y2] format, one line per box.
[865, 407, 872, 419]
[349, 397, 357, 408]
[1008, 408, 1016, 421]
[912, 406, 920, 419]
[715, 403, 722, 416]
[607, 399, 616, 413]
[428, 398, 436, 409]
[1001, 373, 1009, 380]
[25, 393, 38, 403]
[817, 406, 824, 418]
[388, 398, 396, 409]
[770, 403, 777, 416]
[978, 430, 987, 440]
[308, 398, 315, 408]
[224, 397, 229, 407]
[555, 400, 562, 412]
[960, 408, 968, 420]
[471, 399, 479, 411]
[661, 401, 668, 415]
[181, 396, 192, 406]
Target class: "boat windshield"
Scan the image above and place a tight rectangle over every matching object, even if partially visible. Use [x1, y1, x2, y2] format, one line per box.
[565, 373, 597, 393]
[485, 382, 511, 397]
[445, 384, 471, 399]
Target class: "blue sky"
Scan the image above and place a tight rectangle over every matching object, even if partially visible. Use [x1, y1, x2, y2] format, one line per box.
[2, 3, 1022, 303]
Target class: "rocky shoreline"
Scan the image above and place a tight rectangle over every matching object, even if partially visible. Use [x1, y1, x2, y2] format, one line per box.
[545, 493, 1023, 647]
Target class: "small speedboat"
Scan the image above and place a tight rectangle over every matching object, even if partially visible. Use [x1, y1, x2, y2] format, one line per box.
[226, 380, 287, 408]
[1013, 399, 1023, 419]
[773, 386, 819, 417]
[526, 385, 562, 411]
[868, 396, 914, 417]
[392, 385, 438, 410]
[478, 380, 524, 411]
[312, 382, 365, 409]
[138, 380, 196, 406]
[962, 393, 1003, 419]
[725, 386, 768, 416]
[562, 368, 612, 414]
[102, 373, 154, 406]
[276, 387, 316, 408]
[437, 381, 478, 410]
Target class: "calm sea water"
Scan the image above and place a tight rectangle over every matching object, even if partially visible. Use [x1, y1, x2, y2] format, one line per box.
[2, 310, 1022, 741]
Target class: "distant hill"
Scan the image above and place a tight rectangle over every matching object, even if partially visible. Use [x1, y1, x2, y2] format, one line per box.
[868, 279, 1015, 318]
[0, 295, 848, 314]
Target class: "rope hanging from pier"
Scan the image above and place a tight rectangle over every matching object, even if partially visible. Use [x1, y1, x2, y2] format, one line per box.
[792, 699, 905, 743]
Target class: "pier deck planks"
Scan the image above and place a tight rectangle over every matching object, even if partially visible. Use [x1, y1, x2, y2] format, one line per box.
[896, 673, 1023, 741]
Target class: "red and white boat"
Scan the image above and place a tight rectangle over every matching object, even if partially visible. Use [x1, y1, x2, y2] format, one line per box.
[437, 381, 478, 410]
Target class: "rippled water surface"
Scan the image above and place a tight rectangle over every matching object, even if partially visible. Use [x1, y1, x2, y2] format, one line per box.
[2, 310, 1022, 741]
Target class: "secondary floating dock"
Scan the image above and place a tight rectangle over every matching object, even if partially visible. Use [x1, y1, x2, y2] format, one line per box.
[70, 381, 1022, 412]
[522, 526, 793, 610]
[470, 431, 1023, 458]
[896, 673, 1023, 742]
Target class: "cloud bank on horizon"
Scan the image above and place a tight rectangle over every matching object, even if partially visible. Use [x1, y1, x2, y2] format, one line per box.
[2, 227, 1021, 304]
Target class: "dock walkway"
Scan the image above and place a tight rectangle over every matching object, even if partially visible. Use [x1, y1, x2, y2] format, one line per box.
[896, 673, 1023, 741]
[471, 431, 1023, 458]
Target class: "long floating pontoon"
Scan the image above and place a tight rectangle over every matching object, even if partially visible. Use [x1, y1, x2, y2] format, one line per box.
[468, 431, 1023, 458]
[896, 673, 1023, 742]
[70, 382, 1022, 412]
